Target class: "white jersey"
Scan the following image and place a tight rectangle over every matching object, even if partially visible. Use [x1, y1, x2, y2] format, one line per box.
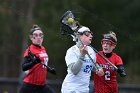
[61, 45, 96, 93]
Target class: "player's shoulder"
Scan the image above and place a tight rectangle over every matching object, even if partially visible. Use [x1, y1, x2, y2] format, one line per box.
[88, 46, 94, 51]
[112, 52, 122, 59]
[41, 46, 46, 50]
[112, 52, 120, 57]
[67, 45, 78, 51]
[87, 46, 96, 55]
[23, 48, 29, 57]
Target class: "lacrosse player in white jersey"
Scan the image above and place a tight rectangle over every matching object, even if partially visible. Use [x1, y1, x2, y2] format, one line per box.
[61, 26, 104, 93]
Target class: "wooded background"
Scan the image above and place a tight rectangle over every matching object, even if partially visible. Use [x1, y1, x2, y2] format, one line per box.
[0, 0, 140, 91]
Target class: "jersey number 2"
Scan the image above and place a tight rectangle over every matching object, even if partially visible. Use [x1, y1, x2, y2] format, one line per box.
[105, 71, 110, 80]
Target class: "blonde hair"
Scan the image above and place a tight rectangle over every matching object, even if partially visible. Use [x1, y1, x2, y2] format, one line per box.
[103, 31, 117, 44]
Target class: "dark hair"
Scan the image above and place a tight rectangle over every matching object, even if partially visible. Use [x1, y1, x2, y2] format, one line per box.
[30, 24, 42, 35]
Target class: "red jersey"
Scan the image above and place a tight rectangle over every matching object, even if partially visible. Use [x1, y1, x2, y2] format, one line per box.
[94, 51, 123, 93]
[23, 44, 48, 85]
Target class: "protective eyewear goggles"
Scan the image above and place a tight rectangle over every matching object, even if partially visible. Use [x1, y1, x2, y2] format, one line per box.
[79, 31, 93, 37]
[32, 33, 44, 38]
[101, 40, 115, 46]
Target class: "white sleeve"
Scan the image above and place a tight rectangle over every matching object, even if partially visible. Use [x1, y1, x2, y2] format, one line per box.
[65, 47, 85, 75]
[65, 47, 78, 66]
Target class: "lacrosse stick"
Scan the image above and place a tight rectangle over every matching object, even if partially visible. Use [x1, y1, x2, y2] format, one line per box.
[60, 10, 118, 70]
[60, 10, 101, 71]
[89, 45, 118, 70]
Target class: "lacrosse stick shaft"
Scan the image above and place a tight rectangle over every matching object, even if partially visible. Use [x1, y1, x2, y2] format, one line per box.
[41, 62, 55, 71]
[41, 62, 49, 68]
[89, 45, 118, 70]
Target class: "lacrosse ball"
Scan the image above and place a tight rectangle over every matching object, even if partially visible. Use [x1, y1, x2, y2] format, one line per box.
[67, 18, 74, 24]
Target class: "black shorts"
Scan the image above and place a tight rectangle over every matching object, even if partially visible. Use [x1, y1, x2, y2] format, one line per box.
[19, 82, 55, 93]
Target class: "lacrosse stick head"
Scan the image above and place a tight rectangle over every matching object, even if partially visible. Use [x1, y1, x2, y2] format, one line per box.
[60, 10, 81, 36]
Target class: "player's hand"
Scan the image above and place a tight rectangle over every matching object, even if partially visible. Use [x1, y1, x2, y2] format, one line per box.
[120, 71, 126, 77]
[79, 45, 88, 56]
[32, 56, 41, 64]
[96, 68, 104, 76]
[117, 65, 126, 77]
[28, 51, 41, 64]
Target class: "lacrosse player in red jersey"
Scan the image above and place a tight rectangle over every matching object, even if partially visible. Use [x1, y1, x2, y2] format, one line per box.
[94, 31, 126, 93]
[19, 24, 56, 93]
